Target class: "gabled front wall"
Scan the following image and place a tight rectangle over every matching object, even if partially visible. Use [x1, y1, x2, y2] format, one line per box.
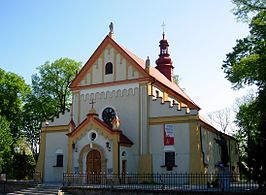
[78, 44, 143, 87]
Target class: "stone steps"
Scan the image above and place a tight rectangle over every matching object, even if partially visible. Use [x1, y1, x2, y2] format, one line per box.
[5, 184, 71, 195]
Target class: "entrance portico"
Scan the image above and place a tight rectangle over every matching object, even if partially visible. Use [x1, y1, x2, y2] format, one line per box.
[66, 108, 133, 175]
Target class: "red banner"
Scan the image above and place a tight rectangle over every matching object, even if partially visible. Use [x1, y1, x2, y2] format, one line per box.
[164, 124, 174, 145]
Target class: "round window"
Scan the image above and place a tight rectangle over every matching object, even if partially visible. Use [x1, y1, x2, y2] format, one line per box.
[88, 130, 98, 142]
[122, 151, 127, 157]
[91, 132, 96, 141]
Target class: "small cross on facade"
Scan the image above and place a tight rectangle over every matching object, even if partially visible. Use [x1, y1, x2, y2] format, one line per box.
[89, 99, 96, 109]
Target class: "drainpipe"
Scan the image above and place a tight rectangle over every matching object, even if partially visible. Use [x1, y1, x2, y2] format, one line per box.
[118, 142, 120, 175]
[199, 126, 206, 167]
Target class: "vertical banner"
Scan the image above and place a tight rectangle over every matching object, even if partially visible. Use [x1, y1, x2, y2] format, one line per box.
[164, 124, 175, 145]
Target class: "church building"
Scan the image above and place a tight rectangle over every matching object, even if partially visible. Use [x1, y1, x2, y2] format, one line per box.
[35, 24, 239, 183]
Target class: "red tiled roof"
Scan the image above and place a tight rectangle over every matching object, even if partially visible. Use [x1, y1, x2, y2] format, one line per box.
[120, 133, 133, 146]
[118, 44, 146, 69]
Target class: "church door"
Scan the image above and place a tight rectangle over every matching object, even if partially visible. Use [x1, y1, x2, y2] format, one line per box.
[86, 150, 101, 184]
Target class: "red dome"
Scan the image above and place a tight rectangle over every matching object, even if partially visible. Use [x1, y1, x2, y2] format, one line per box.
[155, 33, 174, 81]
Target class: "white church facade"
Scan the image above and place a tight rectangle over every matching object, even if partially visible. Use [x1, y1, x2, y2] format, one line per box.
[35, 27, 239, 183]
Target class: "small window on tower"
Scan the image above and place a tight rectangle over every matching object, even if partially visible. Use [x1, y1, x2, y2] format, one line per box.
[105, 62, 113, 74]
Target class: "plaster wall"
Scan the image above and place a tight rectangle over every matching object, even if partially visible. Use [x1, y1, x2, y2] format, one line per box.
[150, 123, 190, 173]
[120, 146, 138, 173]
[228, 139, 239, 173]
[116, 53, 127, 81]
[44, 132, 68, 182]
[92, 59, 103, 84]
[149, 96, 198, 117]
[200, 127, 221, 173]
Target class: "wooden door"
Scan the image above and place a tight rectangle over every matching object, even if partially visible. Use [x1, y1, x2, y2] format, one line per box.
[87, 150, 101, 184]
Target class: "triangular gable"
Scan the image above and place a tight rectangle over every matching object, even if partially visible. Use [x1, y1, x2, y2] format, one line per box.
[70, 35, 150, 90]
[67, 113, 119, 138]
[67, 113, 133, 146]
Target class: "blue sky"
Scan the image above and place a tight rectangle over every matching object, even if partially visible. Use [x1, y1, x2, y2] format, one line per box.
[0, 0, 250, 114]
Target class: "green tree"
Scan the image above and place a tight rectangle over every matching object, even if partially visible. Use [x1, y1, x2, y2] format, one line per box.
[0, 116, 13, 173]
[222, 1, 266, 187]
[232, 0, 266, 21]
[173, 75, 180, 85]
[0, 68, 30, 138]
[22, 93, 51, 159]
[223, 11, 266, 89]
[22, 58, 81, 158]
[11, 151, 36, 180]
[31, 58, 82, 114]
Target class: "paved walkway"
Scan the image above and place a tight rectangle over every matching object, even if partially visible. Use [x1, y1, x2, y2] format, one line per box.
[4, 184, 71, 195]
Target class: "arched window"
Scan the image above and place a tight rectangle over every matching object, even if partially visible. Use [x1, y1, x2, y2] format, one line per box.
[105, 62, 113, 74]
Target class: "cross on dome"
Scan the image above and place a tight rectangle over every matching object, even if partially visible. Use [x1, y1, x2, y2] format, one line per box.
[161, 22, 166, 39]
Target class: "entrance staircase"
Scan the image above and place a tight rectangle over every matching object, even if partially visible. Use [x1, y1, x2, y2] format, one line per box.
[5, 184, 71, 195]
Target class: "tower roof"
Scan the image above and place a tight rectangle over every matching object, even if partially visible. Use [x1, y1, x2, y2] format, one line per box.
[155, 33, 174, 81]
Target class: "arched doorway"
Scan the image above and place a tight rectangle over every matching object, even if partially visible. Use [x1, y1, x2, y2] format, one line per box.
[79, 144, 106, 174]
[86, 149, 101, 174]
[86, 149, 102, 184]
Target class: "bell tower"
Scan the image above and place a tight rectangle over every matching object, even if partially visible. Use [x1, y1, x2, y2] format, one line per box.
[155, 32, 174, 82]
